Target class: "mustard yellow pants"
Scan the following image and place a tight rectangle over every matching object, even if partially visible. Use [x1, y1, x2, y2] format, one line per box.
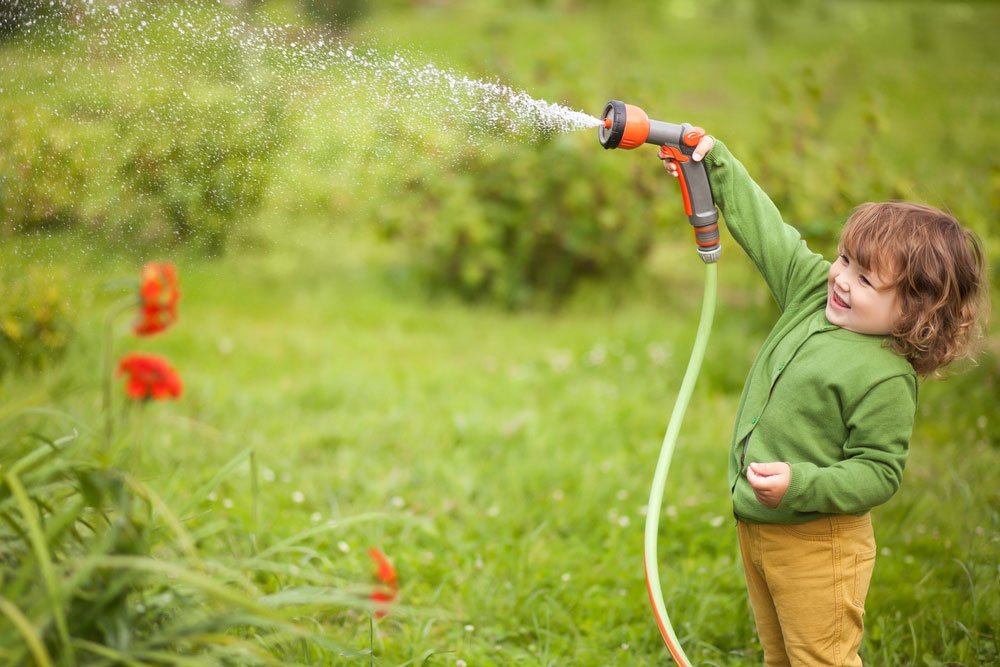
[737, 514, 876, 667]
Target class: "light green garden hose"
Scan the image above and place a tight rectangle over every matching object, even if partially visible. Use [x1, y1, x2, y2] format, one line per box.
[643, 262, 718, 666]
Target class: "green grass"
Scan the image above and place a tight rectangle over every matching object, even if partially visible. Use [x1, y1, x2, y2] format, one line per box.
[2, 217, 997, 664]
[2, 1, 999, 664]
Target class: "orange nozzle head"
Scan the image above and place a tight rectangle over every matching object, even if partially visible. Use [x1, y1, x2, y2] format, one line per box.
[599, 100, 651, 150]
[618, 103, 650, 149]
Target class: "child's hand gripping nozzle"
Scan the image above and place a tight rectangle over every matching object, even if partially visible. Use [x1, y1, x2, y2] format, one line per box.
[599, 100, 721, 263]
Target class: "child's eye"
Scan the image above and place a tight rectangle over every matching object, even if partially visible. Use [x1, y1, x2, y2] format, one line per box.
[860, 275, 872, 287]
[839, 254, 850, 265]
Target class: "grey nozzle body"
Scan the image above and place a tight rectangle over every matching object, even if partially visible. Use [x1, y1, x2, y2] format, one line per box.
[645, 120, 684, 148]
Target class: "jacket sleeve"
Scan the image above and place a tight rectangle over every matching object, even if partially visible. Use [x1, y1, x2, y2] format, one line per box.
[781, 374, 917, 514]
[703, 141, 829, 311]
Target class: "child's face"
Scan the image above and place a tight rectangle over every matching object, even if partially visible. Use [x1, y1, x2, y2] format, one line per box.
[826, 253, 901, 335]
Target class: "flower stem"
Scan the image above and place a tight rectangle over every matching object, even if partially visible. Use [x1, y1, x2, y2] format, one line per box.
[250, 450, 259, 555]
[103, 295, 140, 448]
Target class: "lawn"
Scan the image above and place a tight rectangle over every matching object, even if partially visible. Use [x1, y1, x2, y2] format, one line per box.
[4, 215, 997, 664]
[2, 1, 998, 665]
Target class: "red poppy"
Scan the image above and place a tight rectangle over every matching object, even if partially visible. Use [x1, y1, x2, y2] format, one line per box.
[369, 547, 398, 587]
[369, 547, 399, 618]
[117, 353, 183, 400]
[133, 262, 180, 336]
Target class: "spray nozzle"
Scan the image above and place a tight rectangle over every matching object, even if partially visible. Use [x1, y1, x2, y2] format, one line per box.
[598, 99, 721, 263]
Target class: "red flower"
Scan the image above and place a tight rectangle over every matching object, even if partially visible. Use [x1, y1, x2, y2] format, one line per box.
[369, 547, 399, 618]
[369, 547, 398, 587]
[133, 262, 180, 336]
[117, 353, 183, 400]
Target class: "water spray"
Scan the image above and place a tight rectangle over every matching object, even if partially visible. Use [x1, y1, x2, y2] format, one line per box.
[598, 101, 721, 666]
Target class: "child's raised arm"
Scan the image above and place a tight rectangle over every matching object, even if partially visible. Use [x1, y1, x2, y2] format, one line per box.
[662, 137, 828, 312]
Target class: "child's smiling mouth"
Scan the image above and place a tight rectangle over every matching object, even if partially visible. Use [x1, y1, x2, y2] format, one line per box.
[830, 291, 850, 309]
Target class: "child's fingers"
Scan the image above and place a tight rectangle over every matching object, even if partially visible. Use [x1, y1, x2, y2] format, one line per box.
[661, 135, 714, 175]
[749, 461, 787, 477]
[747, 462, 790, 508]
[754, 489, 779, 508]
[746, 466, 781, 490]
[691, 135, 715, 162]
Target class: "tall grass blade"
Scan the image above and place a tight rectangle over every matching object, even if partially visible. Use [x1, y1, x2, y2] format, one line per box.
[0, 594, 54, 667]
[250, 448, 259, 555]
[125, 475, 200, 562]
[255, 512, 388, 559]
[84, 554, 273, 617]
[71, 639, 148, 667]
[3, 471, 76, 664]
[178, 447, 252, 517]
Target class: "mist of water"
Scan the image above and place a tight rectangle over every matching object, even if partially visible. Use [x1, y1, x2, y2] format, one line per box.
[1, 0, 605, 263]
[2, 1, 600, 142]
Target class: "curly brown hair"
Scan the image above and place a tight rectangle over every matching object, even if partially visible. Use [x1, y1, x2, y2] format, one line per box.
[840, 202, 988, 376]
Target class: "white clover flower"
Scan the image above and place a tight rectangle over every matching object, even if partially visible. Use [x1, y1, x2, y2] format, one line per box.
[587, 343, 607, 366]
[546, 349, 573, 373]
[647, 342, 670, 365]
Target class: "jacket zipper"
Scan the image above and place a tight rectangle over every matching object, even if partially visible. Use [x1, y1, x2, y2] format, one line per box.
[740, 432, 751, 473]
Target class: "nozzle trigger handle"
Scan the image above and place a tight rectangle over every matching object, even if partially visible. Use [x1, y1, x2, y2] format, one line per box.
[679, 159, 719, 256]
[660, 145, 721, 263]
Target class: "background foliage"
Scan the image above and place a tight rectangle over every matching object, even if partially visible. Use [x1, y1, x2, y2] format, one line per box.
[1, 0, 998, 664]
[0, 267, 72, 376]
[1, 2, 289, 252]
[373, 136, 671, 308]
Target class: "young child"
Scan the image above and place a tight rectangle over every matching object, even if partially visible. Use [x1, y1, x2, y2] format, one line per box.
[663, 137, 987, 666]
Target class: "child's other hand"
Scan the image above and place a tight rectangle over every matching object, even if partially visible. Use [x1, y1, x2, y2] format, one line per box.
[661, 135, 715, 178]
[746, 461, 791, 508]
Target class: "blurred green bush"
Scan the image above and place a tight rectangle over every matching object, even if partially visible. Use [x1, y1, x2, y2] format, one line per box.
[373, 134, 677, 308]
[0, 0, 61, 40]
[0, 268, 73, 377]
[2, 0, 997, 304]
[113, 89, 288, 252]
[0, 102, 101, 233]
[0, 5, 290, 253]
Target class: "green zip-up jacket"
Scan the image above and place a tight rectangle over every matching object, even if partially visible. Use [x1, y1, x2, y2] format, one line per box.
[703, 141, 918, 524]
